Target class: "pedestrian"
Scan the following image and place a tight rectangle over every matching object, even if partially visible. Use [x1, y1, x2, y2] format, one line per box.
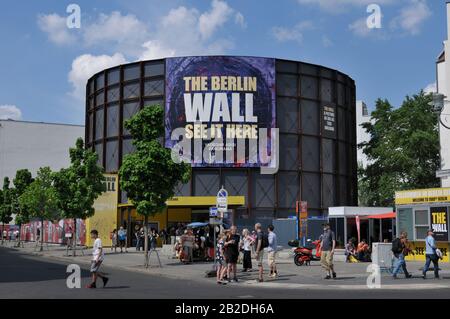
[110, 229, 117, 253]
[149, 228, 159, 250]
[392, 231, 413, 279]
[139, 227, 145, 250]
[216, 233, 227, 285]
[134, 226, 141, 251]
[345, 238, 356, 262]
[254, 223, 267, 282]
[86, 229, 109, 288]
[356, 239, 370, 262]
[267, 225, 278, 278]
[422, 230, 440, 279]
[118, 226, 127, 253]
[181, 229, 194, 263]
[320, 222, 337, 279]
[224, 226, 240, 283]
[241, 228, 253, 272]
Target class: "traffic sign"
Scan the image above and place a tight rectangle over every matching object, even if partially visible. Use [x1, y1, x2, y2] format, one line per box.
[209, 207, 218, 217]
[216, 187, 228, 212]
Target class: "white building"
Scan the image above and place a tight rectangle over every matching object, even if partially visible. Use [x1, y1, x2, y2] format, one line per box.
[437, 2, 450, 187]
[0, 120, 85, 223]
[356, 100, 372, 168]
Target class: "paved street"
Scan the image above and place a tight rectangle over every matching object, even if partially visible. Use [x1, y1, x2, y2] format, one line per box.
[2, 245, 450, 299]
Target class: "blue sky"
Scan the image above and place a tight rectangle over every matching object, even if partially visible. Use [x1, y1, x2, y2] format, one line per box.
[0, 0, 446, 125]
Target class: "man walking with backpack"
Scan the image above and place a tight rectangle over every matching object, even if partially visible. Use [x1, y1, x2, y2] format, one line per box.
[320, 223, 337, 279]
[254, 223, 268, 283]
[392, 231, 413, 279]
[422, 230, 440, 279]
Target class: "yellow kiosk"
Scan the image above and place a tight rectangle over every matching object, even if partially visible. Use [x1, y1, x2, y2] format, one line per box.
[395, 188, 450, 262]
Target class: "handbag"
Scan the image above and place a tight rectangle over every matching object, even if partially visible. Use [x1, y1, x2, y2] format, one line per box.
[435, 248, 443, 259]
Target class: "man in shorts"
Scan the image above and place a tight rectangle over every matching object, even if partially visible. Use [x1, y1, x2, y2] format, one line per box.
[254, 223, 264, 282]
[86, 229, 109, 288]
[320, 223, 337, 280]
[267, 225, 278, 278]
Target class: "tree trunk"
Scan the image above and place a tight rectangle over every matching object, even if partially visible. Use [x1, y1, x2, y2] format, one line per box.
[1, 223, 4, 245]
[144, 215, 149, 268]
[73, 218, 77, 257]
[40, 218, 44, 252]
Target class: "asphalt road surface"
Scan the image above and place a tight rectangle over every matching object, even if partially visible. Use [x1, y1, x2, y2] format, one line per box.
[1, 247, 449, 299]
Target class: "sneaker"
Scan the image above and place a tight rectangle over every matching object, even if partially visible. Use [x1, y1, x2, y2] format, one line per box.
[392, 275, 398, 279]
[332, 272, 337, 279]
[86, 283, 96, 289]
[422, 274, 426, 279]
[256, 278, 264, 283]
[233, 277, 239, 283]
[324, 275, 331, 280]
[102, 277, 109, 287]
[405, 274, 412, 279]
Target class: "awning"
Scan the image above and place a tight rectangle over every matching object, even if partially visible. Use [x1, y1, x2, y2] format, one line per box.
[366, 212, 396, 219]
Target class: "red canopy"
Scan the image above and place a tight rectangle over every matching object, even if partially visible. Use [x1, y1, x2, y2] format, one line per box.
[366, 212, 396, 219]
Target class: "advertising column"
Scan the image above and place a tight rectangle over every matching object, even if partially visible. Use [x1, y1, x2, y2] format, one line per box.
[86, 174, 119, 247]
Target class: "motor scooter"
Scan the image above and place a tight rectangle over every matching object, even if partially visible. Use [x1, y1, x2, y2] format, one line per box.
[288, 239, 322, 266]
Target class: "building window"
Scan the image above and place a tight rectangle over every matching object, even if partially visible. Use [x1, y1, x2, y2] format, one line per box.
[108, 68, 120, 85]
[145, 62, 164, 77]
[123, 83, 140, 100]
[106, 140, 119, 172]
[144, 80, 164, 97]
[106, 104, 119, 138]
[95, 108, 104, 140]
[414, 209, 429, 241]
[124, 65, 140, 81]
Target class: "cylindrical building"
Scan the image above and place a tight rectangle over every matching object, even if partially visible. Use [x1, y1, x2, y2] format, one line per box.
[85, 56, 357, 239]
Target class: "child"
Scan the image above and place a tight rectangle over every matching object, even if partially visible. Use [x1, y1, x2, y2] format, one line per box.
[86, 229, 109, 288]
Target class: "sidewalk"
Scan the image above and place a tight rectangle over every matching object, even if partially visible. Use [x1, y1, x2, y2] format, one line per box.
[4, 241, 450, 290]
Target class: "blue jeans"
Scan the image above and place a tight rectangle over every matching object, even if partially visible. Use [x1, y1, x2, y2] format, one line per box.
[392, 253, 409, 277]
[423, 254, 439, 278]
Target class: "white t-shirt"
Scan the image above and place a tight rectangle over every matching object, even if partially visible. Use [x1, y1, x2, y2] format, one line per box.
[92, 238, 104, 262]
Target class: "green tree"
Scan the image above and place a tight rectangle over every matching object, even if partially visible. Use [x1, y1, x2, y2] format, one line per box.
[0, 177, 14, 245]
[12, 169, 34, 247]
[359, 92, 440, 206]
[119, 105, 191, 267]
[53, 138, 105, 255]
[19, 167, 60, 251]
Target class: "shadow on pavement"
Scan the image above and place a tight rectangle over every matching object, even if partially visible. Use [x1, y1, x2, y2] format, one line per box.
[0, 247, 91, 283]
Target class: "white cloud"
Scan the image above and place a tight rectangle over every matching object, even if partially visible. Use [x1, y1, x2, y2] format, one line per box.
[139, 41, 176, 60]
[68, 53, 127, 100]
[349, 17, 374, 37]
[390, 0, 431, 35]
[297, 0, 394, 14]
[37, 13, 76, 45]
[199, 0, 234, 40]
[61, 1, 242, 105]
[424, 82, 437, 94]
[235, 12, 247, 29]
[0, 105, 22, 120]
[271, 21, 314, 44]
[83, 11, 150, 56]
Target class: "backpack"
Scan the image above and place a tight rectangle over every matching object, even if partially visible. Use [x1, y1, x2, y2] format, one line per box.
[392, 238, 402, 254]
[261, 232, 269, 249]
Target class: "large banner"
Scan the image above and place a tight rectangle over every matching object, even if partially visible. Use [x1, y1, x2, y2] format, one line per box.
[430, 207, 448, 241]
[165, 56, 276, 167]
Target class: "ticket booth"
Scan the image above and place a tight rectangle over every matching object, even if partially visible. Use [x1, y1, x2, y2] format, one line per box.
[395, 188, 450, 262]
